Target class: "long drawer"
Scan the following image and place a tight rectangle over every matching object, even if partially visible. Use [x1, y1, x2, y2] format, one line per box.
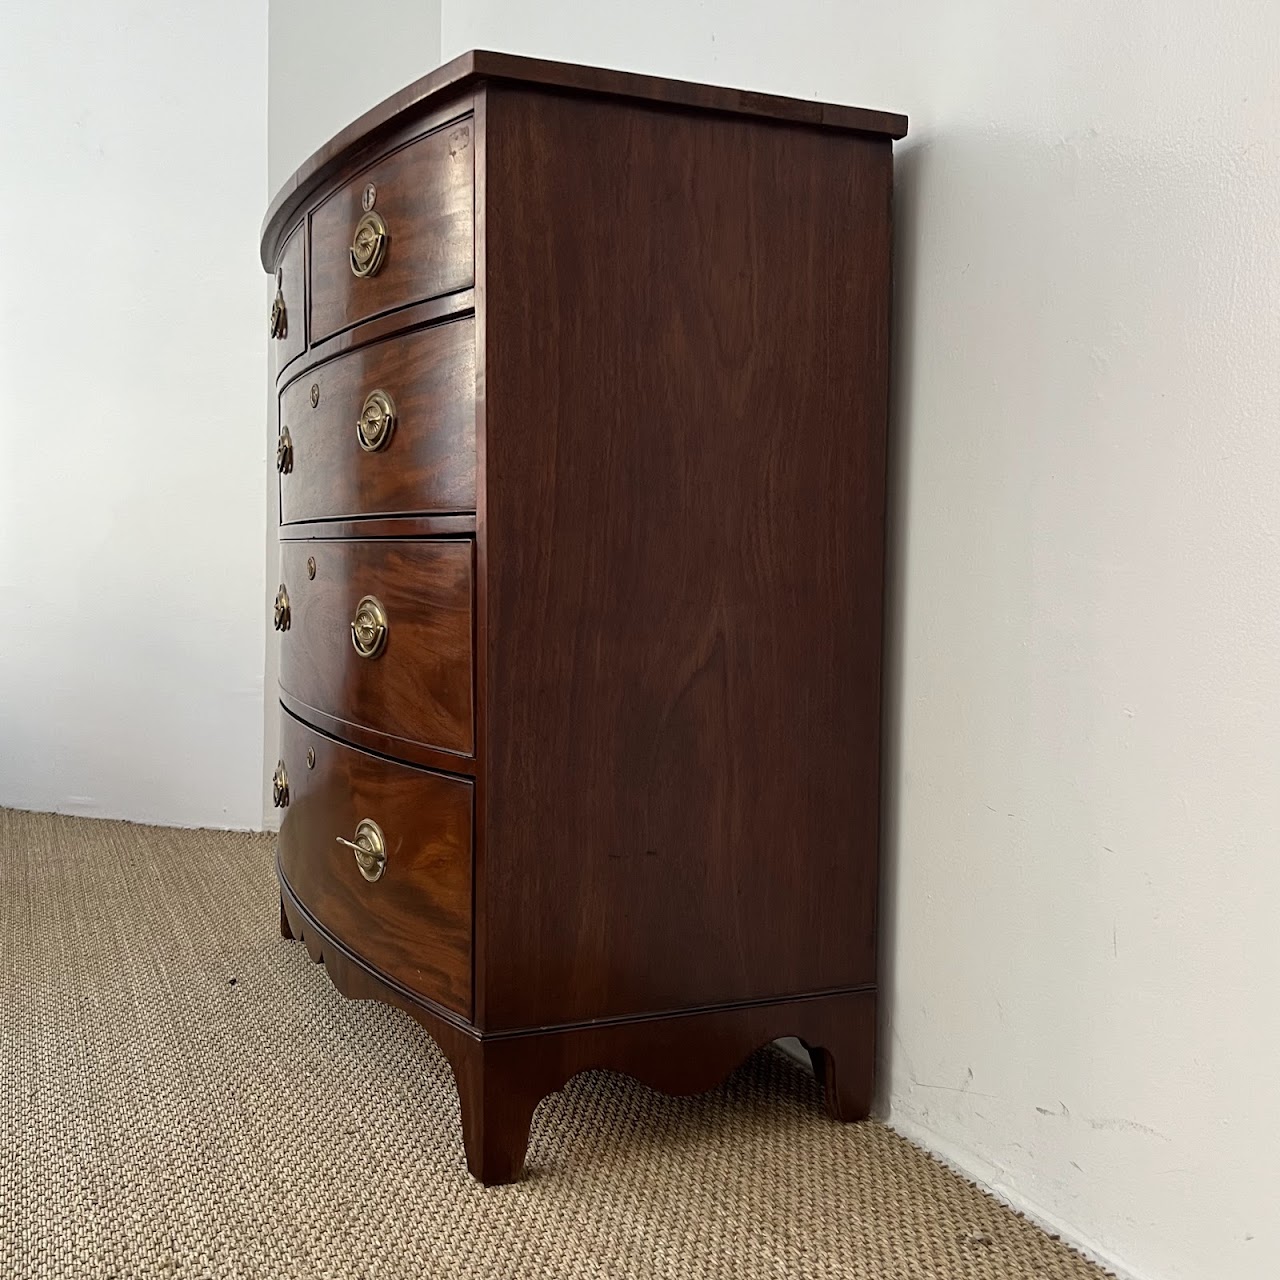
[276, 539, 474, 759]
[309, 117, 475, 344]
[275, 712, 472, 1016]
[277, 319, 476, 524]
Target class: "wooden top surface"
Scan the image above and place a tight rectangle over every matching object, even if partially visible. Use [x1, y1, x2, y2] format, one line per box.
[260, 49, 908, 268]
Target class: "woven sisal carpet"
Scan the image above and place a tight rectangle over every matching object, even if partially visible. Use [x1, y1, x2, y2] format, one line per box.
[2, 807, 1107, 1279]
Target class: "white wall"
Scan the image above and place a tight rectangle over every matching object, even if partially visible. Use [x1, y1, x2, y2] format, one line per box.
[440, 5, 1279, 1279]
[0, 1, 268, 829]
[263, 0, 441, 826]
[268, 1, 442, 193]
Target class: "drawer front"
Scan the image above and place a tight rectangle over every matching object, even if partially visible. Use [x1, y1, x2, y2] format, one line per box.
[271, 223, 306, 374]
[310, 118, 474, 345]
[279, 320, 476, 524]
[276, 713, 472, 1015]
[278, 539, 474, 758]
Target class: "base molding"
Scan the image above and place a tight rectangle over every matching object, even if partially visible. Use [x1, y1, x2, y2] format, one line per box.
[279, 870, 876, 1184]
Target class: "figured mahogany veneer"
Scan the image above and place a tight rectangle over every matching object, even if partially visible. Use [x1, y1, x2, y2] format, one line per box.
[265, 50, 905, 1186]
[278, 538, 474, 760]
[279, 318, 476, 524]
[278, 712, 472, 1015]
[309, 117, 475, 345]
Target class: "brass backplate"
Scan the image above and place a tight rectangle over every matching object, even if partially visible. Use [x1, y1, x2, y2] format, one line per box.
[337, 818, 386, 882]
[349, 211, 388, 278]
[271, 760, 289, 808]
[276, 425, 293, 474]
[356, 389, 396, 452]
[269, 268, 287, 339]
[350, 595, 388, 659]
[273, 584, 290, 632]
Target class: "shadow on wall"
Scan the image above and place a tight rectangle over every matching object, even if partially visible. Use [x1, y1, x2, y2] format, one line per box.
[875, 134, 928, 1116]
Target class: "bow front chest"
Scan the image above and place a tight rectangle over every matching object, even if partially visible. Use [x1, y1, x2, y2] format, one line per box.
[262, 49, 906, 1184]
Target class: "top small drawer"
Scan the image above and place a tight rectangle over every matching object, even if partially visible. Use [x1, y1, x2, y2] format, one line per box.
[309, 118, 475, 345]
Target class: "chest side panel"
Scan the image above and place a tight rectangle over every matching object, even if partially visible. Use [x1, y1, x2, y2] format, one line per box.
[479, 86, 894, 1031]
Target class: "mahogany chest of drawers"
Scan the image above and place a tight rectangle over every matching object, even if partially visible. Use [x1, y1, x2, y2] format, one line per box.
[262, 49, 906, 1185]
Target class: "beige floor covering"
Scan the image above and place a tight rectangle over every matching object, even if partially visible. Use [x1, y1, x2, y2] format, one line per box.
[1, 807, 1109, 1280]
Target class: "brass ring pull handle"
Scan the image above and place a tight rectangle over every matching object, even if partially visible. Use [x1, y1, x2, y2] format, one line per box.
[269, 267, 287, 338]
[271, 760, 289, 808]
[350, 595, 388, 659]
[276, 425, 293, 474]
[337, 819, 386, 882]
[349, 211, 388, 278]
[273, 584, 291, 631]
[356, 389, 396, 452]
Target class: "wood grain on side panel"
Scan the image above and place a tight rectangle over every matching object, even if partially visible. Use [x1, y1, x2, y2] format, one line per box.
[479, 86, 893, 1031]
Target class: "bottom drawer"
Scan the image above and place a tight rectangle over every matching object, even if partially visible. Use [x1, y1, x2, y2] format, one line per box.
[275, 711, 473, 1017]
